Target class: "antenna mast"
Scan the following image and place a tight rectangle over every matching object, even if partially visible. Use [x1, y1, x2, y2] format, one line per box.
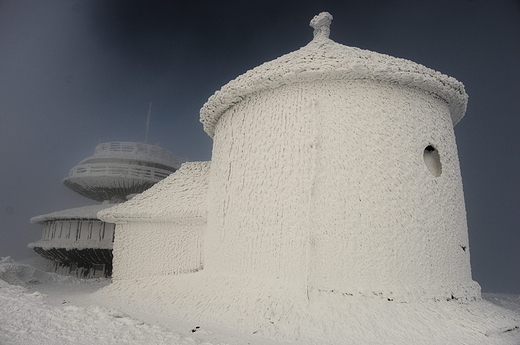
[145, 101, 152, 144]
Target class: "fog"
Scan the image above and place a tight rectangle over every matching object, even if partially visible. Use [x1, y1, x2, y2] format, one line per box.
[0, 0, 518, 294]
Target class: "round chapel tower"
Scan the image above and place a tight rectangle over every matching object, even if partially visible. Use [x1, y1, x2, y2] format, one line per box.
[201, 12, 479, 302]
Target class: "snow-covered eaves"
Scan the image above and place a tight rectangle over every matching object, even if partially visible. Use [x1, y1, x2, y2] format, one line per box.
[30, 204, 115, 224]
[98, 161, 210, 223]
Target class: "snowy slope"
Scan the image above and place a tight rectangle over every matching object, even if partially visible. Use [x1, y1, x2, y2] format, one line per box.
[0, 257, 285, 345]
[1, 257, 519, 345]
[0, 258, 191, 345]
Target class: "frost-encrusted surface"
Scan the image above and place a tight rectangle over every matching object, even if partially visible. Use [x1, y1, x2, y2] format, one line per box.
[31, 204, 114, 224]
[98, 161, 210, 222]
[200, 34, 467, 137]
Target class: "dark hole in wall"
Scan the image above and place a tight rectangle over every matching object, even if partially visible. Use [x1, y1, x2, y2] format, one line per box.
[423, 145, 442, 177]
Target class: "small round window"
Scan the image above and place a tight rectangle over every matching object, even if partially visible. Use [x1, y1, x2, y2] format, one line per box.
[423, 145, 442, 177]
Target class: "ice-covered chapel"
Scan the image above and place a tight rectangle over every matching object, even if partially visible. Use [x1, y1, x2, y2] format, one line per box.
[98, 13, 519, 343]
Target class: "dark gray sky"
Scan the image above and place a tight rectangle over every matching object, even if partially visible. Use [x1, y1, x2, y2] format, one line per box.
[0, 0, 518, 294]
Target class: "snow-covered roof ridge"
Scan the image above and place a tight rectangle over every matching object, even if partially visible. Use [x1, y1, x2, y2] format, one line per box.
[30, 204, 115, 224]
[200, 12, 468, 138]
[98, 161, 210, 223]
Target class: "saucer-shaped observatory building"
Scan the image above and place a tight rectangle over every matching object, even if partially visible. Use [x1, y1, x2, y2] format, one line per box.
[29, 141, 184, 278]
[200, 12, 479, 301]
[63, 141, 184, 203]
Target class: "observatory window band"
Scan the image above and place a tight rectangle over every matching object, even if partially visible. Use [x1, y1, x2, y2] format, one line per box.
[423, 145, 442, 177]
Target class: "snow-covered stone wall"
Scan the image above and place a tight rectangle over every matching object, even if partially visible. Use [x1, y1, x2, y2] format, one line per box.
[205, 78, 479, 301]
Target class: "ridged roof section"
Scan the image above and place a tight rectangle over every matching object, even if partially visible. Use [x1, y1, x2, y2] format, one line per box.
[98, 161, 210, 223]
[200, 12, 468, 138]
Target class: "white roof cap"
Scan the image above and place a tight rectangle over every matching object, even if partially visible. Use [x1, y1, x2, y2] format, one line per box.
[200, 12, 468, 138]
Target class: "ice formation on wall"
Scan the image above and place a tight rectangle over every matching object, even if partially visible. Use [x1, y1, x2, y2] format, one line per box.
[98, 12, 519, 343]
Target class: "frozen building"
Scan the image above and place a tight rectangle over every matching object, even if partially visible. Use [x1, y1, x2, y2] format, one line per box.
[29, 141, 184, 278]
[98, 13, 519, 343]
[99, 161, 209, 280]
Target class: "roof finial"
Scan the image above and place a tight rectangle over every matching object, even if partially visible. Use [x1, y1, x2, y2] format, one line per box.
[310, 12, 333, 40]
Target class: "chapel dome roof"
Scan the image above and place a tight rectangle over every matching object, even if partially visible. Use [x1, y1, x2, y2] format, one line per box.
[200, 12, 468, 138]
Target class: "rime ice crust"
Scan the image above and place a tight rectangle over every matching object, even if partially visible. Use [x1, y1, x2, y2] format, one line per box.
[200, 18, 467, 138]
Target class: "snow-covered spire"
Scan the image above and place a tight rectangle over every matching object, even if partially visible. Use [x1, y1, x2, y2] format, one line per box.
[310, 12, 333, 40]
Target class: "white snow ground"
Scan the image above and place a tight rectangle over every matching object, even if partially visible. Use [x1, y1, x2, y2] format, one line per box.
[1, 257, 519, 345]
[0, 257, 288, 345]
